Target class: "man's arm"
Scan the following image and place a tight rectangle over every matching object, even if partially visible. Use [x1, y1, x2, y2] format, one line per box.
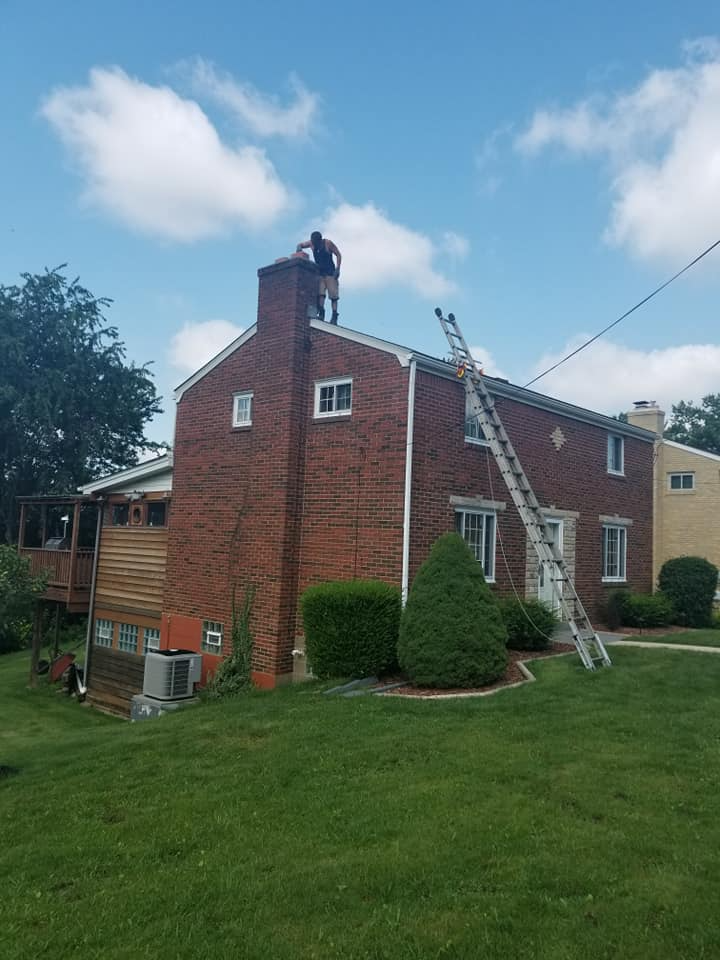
[295, 239, 312, 252]
[327, 240, 342, 274]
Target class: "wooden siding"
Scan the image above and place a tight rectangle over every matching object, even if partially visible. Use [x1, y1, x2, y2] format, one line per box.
[95, 527, 168, 616]
[87, 644, 145, 718]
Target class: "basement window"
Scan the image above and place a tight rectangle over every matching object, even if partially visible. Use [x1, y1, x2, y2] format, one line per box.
[607, 434, 624, 475]
[602, 525, 627, 582]
[118, 623, 139, 654]
[232, 391, 253, 427]
[95, 618, 113, 647]
[314, 378, 352, 418]
[143, 627, 161, 656]
[202, 620, 224, 655]
[455, 509, 496, 581]
[669, 472, 695, 491]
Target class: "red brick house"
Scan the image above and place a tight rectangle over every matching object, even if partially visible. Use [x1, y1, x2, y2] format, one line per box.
[158, 256, 653, 688]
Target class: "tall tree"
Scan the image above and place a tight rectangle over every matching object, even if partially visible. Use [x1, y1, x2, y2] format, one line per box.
[665, 395, 720, 456]
[0, 268, 163, 542]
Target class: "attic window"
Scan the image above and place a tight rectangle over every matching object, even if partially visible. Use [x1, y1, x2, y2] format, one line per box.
[464, 396, 489, 445]
[607, 434, 624, 476]
[314, 378, 352, 418]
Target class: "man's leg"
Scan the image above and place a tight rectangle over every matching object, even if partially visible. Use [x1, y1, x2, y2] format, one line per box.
[327, 276, 339, 324]
[317, 294, 326, 321]
[330, 299, 339, 324]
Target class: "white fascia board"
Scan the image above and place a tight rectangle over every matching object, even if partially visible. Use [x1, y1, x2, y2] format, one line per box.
[663, 439, 720, 463]
[309, 319, 412, 366]
[79, 454, 173, 495]
[174, 325, 257, 402]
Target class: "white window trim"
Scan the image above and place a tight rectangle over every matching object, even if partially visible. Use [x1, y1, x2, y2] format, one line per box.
[602, 524, 627, 583]
[464, 416, 490, 446]
[607, 433, 625, 476]
[142, 627, 161, 656]
[314, 377, 353, 418]
[232, 391, 253, 428]
[668, 472, 695, 491]
[202, 620, 224, 654]
[455, 508, 497, 583]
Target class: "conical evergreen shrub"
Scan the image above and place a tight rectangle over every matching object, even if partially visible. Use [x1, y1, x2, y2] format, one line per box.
[398, 532, 508, 688]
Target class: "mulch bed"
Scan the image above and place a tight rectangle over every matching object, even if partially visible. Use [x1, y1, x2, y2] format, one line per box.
[379, 643, 576, 698]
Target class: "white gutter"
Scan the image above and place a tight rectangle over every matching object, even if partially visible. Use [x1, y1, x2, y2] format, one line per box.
[401, 357, 417, 605]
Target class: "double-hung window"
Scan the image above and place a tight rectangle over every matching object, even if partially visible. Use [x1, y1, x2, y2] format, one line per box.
[464, 396, 489, 445]
[455, 509, 496, 581]
[607, 434, 624, 475]
[232, 391, 253, 427]
[602, 525, 627, 582]
[314, 378, 352, 418]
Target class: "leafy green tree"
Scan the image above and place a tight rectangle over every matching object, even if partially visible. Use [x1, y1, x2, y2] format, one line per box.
[0, 268, 163, 542]
[665, 395, 720, 455]
[398, 532, 508, 688]
[0, 546, 46, 654]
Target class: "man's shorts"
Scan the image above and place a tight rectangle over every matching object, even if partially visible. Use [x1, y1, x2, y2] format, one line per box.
[319, 275, 339, 299]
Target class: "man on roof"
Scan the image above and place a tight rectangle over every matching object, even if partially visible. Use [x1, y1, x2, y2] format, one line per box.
[296, 231, 342, 324]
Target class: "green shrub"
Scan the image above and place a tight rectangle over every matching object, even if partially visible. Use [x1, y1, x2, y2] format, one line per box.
[658, 557, 719, 628]
[0, 546, 46, 654]
[711, 609, 720, 630]
[621, 593, 674, 628]
[498, 597, 556, 650]
[208, 587, 255, 698]
[398, 533, 507, 688]
[301, 580, 400, 680]
[602, 589, 631, 631]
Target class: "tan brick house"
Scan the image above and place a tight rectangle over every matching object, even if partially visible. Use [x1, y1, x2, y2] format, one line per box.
[627, 402, 720, 585]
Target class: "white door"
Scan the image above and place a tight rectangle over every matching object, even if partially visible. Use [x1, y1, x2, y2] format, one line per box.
[537, 519, 564, 614]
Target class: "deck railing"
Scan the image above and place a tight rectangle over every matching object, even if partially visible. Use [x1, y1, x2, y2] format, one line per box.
[20, 547, 94, 589]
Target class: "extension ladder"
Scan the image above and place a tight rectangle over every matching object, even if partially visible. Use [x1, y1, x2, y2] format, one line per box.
[435, 308, 611, 671]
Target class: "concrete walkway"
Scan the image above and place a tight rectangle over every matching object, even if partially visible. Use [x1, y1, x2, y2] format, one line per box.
[553, 624, 720, 655]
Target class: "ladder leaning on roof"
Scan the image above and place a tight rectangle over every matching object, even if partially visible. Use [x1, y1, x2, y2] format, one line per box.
[435, 307, 612, 672]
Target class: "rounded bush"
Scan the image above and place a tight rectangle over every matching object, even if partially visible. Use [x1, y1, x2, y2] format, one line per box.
[621, 592, 674, 628]
[498, 597, 556, 650]
[301, 580, 400, 680]
[602, 589, 631, 632]
[658, 557, 718, 628]
[398, 533, 508, 688]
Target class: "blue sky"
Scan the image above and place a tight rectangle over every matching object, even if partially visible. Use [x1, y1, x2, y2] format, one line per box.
[2, 0, 720, 444]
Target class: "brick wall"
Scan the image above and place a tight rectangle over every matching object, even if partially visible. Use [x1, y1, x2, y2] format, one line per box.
[411, 370, 654, 617]
[162, 257, 320, 686]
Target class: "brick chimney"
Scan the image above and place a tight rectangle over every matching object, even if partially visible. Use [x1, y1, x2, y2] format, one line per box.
[626, 400, 665, 436]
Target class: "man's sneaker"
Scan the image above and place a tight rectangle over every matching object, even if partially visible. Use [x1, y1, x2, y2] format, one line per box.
[331, 312, 339, 325]
[318, 305, 325, 322]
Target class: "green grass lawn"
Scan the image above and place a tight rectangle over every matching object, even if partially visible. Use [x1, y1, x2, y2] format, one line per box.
[2, 647, 720, 960]
[620, 629, 720, 648]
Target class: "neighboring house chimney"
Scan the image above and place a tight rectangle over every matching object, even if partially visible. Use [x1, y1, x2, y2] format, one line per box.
[626, 400, 665, 437]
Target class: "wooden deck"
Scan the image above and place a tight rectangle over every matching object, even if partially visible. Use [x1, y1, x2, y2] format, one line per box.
[19, 547, 94, 612]
[86, 645, 145, 719]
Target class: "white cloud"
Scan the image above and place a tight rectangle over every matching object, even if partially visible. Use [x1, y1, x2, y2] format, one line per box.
[186, 59, 318, 139]
[169, 319, 244, 373]
[525, 338, 720, 416]
[442, 231, 470, 260]
[468, 345, 507, 380]
[516, 42, 720, 264]
[317, 202, 456, 298]
[41, 67, 291, 241]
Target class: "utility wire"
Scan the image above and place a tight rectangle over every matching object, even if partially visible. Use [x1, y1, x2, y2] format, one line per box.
[523, 237, 720, 390]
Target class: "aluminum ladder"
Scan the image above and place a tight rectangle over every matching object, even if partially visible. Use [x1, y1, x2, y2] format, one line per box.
[435, 308, 612, 671]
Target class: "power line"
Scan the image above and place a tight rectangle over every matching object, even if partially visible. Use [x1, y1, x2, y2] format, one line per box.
[523, 237, 720, 390]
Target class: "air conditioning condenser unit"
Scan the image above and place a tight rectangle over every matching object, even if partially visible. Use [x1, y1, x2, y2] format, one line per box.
[143, 649, 202, 701]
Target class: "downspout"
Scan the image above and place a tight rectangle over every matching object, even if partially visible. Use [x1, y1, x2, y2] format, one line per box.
[401, 357, 417, 605]
[82, 499, 104, 688]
